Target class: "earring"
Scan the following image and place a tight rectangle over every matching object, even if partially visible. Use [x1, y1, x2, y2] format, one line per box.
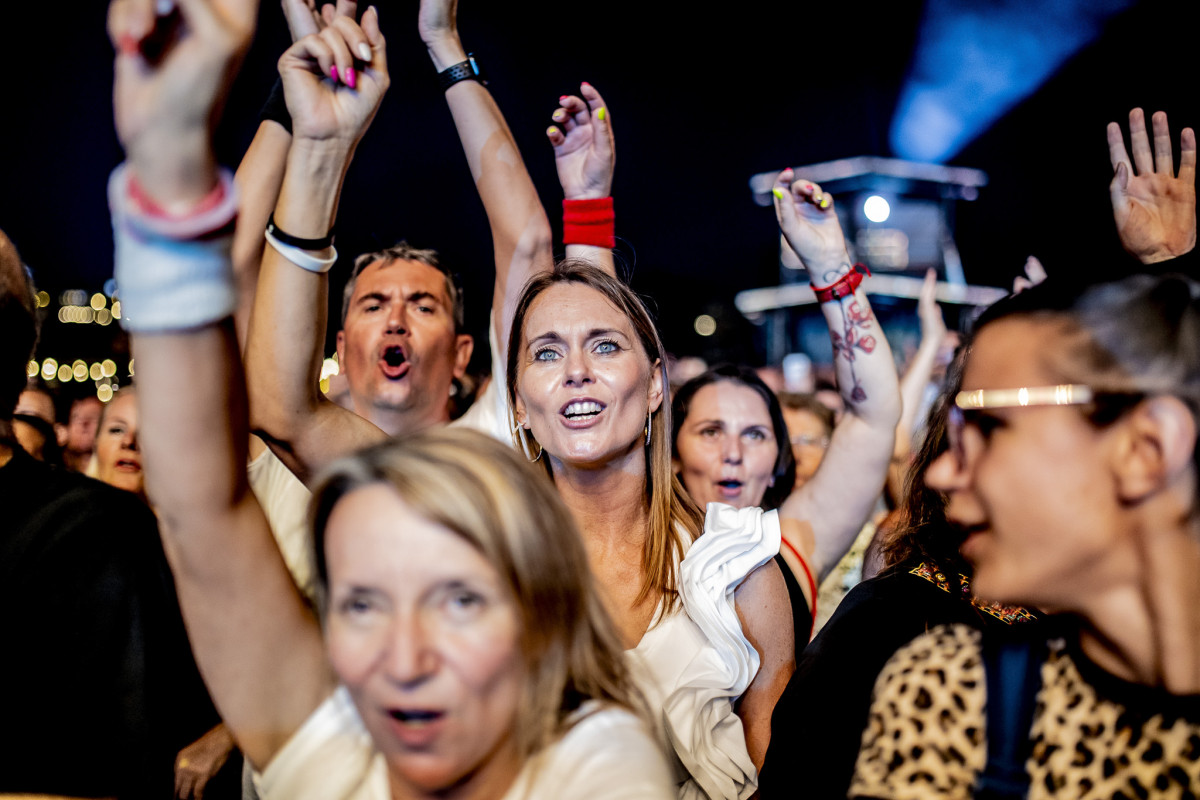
[644, 409, 652, 447]
[516, 426, 543, 463]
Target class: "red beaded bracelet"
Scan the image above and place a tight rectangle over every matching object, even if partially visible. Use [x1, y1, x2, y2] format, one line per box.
[811, 263, 871, 303]
[563, 197, 615, 248]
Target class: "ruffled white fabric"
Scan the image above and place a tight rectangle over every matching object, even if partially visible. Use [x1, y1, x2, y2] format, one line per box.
[628, 504, 781, 800]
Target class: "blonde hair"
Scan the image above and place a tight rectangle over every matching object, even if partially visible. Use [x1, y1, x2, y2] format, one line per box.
[505, 261, 704, 611]
[309, 427, 639, 757]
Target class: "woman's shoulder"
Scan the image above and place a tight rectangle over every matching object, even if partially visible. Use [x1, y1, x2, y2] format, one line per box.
[849, 624, 987, 799]
[525, 702, 674, 799]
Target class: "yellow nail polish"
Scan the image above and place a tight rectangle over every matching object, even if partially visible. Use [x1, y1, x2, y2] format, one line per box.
[597, 107, 607, 121]
[772, 188, 785, 200]
[819, 195, 831, 209]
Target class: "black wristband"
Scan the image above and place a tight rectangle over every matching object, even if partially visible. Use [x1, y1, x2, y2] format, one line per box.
[266, 213, 334, 250]
[260, 76, 293, 134]
[437, 54, 484, 92]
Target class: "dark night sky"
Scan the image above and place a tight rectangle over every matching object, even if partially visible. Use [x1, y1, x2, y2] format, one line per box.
[2, 0, 1195, 379]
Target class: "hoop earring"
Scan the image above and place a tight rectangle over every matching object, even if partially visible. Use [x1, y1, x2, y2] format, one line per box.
[517, 426, 543, 463]
[644, 410, 652, 447]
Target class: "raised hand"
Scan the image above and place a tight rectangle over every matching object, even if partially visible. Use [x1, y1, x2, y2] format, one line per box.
[916, 268, 946, 346]
[109, 0, 258, 207]
[417, 0, 457, 46]
[1107, 108, 1197, 264]
[278, 7, 388, 146]
[281, 0, 358, 42]
[547, 83, 615, 200]
[772, 169, 850, 284]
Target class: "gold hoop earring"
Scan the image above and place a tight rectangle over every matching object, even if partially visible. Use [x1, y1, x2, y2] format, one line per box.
[517, 426, 543, 463]
[644, 410, 652, 447]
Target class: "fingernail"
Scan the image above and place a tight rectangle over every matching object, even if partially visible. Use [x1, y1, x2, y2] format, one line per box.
[547, 126, 560, 137]
[330, 65, 339, 83]
[772, 188, 785, 200]
[581, 81, 592, 88]
[357, 43, 372, 60]
[597, 107, 607, 121]
[118, 34, 140, 56]
[345, 67, 357, 89]
[805, 183, 814, 192]
[559, 95, 569, 104]
[819, 195, 831, 209]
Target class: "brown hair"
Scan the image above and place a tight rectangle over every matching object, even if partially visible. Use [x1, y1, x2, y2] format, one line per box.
[505, 260, 704, 611]
[341, 241, 464, 332]
[973, 274, 1200, 518]
[309, 427, 639, 757]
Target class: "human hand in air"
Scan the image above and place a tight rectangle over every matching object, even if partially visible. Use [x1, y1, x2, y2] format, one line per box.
[281, 0, 358, 42]
[1107, 108, 1196, 263]
[772, 169, 850, 284]
[278, 6, 388, 147]
[917, 268, 946, 347]
[547, 83, 615, 201]
[1011, 255, 1047, 294]
[417, 0, 458, 47]
[109, 0, 258, 208]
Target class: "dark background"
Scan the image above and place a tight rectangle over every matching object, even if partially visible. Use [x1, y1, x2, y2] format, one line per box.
[2, 0, 1195, 383]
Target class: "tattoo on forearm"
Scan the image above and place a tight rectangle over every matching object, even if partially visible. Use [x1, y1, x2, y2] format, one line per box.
[829, 297, 877, 403]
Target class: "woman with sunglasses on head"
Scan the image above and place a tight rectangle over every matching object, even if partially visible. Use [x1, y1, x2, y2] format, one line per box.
[847, 106, 1199, 800]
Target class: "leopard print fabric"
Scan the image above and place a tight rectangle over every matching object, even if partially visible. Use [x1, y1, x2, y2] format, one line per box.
[849, 624, 1200, 799]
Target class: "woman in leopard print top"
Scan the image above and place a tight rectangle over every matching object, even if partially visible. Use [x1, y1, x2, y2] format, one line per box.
[850, 264, 1200, 799]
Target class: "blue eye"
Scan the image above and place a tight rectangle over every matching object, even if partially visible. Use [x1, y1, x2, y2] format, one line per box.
[595, 340, 618, 354]
[745, 429, 768, 442]
[534, 348, 559, 362]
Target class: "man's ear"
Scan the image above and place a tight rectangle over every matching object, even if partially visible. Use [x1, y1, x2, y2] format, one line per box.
[453, 334, 474, 379]
[335, 330, 346, 366]
[1113, 396, 1197, 504]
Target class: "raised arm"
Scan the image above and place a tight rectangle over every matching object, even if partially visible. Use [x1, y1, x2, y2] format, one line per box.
[230, 0, 357, 348]
[886, 269, 946, 503]
[109, 0, 331, 768]
[244, 9, 391, 481]
[547, 82, 618, 276]
[1107, 107, 1196, 264]
[419, 0, 552, 355]
[771, 170, 902, 580]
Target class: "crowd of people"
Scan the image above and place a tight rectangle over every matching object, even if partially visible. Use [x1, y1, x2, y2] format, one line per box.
[2, 0, 1199, 798]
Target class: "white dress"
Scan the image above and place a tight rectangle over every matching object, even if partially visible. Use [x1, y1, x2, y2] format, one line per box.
[252, 687, 674, 800]
[626, 503, 781, 800]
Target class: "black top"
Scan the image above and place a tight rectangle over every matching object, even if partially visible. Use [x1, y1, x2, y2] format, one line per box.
[0, 447, 224, 798]
[759, 558, 1038, 799]
[775, 552, 814, 657]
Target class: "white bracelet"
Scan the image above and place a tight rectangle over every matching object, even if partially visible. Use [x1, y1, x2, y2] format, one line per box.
[109, 164, 238, 333]
[265, 228, 338, 273]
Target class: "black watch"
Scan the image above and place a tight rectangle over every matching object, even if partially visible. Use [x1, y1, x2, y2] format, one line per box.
[437, 54, 485, 92]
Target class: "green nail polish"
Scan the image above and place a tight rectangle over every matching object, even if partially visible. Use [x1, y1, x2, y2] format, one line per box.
[772, 188, 785, 200]
[597, 107, 607, 121]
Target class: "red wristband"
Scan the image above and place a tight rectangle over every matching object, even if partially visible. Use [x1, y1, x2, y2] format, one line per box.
[563, 197, 615, 248]
[811, 263, 871, 303]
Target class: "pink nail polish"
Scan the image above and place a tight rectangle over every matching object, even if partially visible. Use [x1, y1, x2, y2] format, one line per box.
[559, 95, 569, 104]
[345, 66, 357, 89]
[805, 183, 814, 192]
[330, 65, 339, 83]
[581, 81, 592, 88]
